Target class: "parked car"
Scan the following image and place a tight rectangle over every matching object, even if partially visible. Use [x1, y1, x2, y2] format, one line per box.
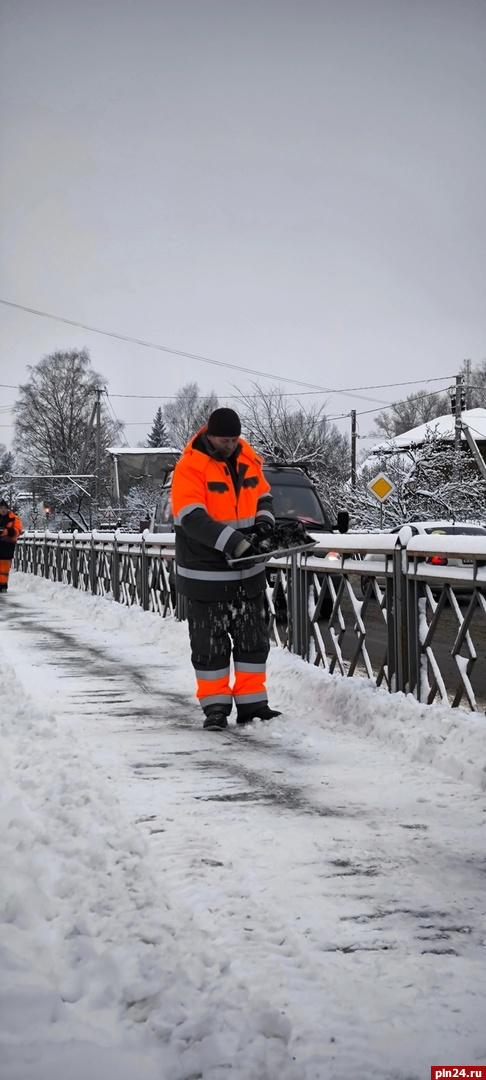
[260, 465, 349, 534]
[360, 520, 486, 595]
[151, 463, 349, 536]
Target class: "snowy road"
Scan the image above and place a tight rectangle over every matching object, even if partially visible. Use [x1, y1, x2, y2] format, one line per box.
[1, 573, 486, 1080]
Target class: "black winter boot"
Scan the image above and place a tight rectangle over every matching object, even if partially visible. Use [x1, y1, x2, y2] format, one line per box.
[203, 710, 228, 731]
[237, 705, 282, 725]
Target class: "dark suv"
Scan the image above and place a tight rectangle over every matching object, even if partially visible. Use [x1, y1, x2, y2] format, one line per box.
[262, 465, 348, 532]
[151, 463, 348, 535]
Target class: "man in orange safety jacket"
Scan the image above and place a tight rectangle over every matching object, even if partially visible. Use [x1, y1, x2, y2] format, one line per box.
[0, 499, 23, 593]
[171, 407, 282, 731]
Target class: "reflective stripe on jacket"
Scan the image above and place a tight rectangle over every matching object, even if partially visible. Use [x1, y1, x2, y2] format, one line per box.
[171, 429, 274, 600]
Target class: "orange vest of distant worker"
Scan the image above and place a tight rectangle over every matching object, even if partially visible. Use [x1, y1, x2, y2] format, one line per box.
[171, 428, 274, 601]
[0, 510, 23, 590]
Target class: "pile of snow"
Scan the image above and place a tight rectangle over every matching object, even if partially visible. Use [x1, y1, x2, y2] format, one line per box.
[269, 650, 486, 791]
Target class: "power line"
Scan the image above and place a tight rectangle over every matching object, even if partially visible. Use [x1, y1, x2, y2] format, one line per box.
[107, 375, 454, 401]
[103, 391, 130, 447]
[0, 373, 459, 398]
[350, 384, 452, 420]
[0, 298, 391, 403]
[0, 297, 456, 407]
[102, 382, 452, 431]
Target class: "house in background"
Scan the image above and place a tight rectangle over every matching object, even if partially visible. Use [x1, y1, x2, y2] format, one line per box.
[106, 446, 181, 503]
[367, 408, 486, 475]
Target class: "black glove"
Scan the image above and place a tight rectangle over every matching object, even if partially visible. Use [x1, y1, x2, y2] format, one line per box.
[254, 521, 274, 538]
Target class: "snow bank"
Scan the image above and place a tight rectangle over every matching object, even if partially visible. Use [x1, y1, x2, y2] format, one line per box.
[268, 650, 486, 791]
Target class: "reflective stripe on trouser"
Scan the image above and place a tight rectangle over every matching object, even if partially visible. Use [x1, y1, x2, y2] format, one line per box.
[0, 559, 11, 588]
[232, 662, 267, 716]
[193, 666, 232, 712]
[187, 588, 269, 716]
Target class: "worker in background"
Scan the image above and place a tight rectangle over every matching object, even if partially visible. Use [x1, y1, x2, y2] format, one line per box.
[0, 499, 23, 593]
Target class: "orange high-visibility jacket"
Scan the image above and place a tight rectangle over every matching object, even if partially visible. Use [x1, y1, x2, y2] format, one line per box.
[0, 510, 22, 559]
[171, 428, 274, 601]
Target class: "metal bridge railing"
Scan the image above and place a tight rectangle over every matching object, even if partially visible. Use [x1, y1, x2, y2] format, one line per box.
[15, 529, 177, 617]
[14, 529, 486, 712]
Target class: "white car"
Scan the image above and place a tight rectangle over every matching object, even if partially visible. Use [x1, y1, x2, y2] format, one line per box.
[360, 520, 486, 595]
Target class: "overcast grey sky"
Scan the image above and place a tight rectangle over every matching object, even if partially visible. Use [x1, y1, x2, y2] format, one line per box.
[1, 0, 485, 449]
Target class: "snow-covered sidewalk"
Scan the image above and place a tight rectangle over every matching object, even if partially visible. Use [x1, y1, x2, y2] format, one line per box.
[1, 571, 486, 1080]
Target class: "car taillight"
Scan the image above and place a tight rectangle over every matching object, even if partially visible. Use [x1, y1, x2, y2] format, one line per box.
[427, 556, 448, 565]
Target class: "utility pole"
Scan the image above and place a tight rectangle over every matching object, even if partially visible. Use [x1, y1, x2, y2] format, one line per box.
[95, 387, 102, 504]
[350, 410, 357, 488]
[79, 387, 103, 510]
[79, 398, 98, 474]
[454, 373, 463, 453]
[464, 358, 472, 410]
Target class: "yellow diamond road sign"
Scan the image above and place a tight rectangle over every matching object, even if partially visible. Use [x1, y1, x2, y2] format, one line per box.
[368, 473, 395, 502]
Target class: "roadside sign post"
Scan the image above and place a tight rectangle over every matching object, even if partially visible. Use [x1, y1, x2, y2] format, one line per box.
[367, 473, 395, 528]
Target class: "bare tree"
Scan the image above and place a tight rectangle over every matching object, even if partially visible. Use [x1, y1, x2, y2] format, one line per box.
[13, 348, 123, 528]
[162, 383, 219, 447]
[374, 389, 451, 439]
[345, 433, 486, 530]
[462, 358, 486, 408]
[124, 480, 162, 531]
[0, 443, 13, 477]
[237, 384, 349, 515]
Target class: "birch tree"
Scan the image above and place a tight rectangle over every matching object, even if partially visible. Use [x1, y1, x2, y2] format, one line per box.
[13, 348, 122, 528]
[162, 383, 219, 447]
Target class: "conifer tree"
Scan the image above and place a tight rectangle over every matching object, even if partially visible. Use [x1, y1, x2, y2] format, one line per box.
[147, 406, 169, 448]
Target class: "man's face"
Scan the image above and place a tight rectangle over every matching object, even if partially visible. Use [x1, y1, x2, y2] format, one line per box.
[207, 435, 240, 458]
[0, 507, 8, 518]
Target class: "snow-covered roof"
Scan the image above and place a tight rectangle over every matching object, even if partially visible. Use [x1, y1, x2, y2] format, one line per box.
[369, 407, 486, 455]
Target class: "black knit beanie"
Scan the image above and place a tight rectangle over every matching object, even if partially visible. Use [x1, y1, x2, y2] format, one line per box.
[206, 408, 241, 437]
[0, 499, 9, 509]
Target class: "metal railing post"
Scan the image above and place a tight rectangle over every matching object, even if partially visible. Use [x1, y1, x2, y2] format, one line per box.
[56, 535, 62, 582]
[301, 556, 311, 660]
[392, 538, 408, 694]
[141, 535, 149, 611]
[72, 532, 79, 589]
[90, 535, 97, 595]
[406, 573, 418, 698]
[289, 553, 304, 657]
[112, 531, 120, 603]
[386, 575, 396, 691]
